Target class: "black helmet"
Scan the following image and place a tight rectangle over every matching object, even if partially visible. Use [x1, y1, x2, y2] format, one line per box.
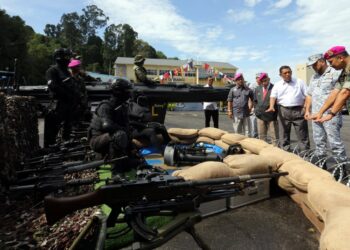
[111, 78, 133, 92]
[53, 48, 72, 61]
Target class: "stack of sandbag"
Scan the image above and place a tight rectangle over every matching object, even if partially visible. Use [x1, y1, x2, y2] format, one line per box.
[5, 96, 40, 166]
[168, 128, 198, 144]
[196, 127, 227, 148]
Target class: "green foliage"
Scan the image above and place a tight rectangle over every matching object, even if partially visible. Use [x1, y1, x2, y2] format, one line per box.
[26, 34, 62, 84]
[0, 4, 168, 84]
[0, 9, 34, 82]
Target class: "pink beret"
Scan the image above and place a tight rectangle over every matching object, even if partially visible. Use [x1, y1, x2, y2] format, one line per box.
[233, 73, 243, 81]
[258, 73, 268, 81]
[68, 59, 81, 68]
[324, 46, 347, 60]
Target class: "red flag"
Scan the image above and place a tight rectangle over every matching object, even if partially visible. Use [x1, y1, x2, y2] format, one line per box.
[203, 63, 210, 71]
[163, 72, 170, 79]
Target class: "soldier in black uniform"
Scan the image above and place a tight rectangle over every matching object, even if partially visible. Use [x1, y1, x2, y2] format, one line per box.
[89, 78, 143, 174]
[128, 95, 171, 150]
[44, 48, 81, 147]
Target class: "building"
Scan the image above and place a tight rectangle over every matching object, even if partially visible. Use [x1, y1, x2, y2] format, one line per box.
[114, 57, 237, 86]
[295, 63, 314, 85]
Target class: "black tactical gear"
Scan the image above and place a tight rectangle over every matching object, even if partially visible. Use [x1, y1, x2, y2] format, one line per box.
[88, 96, 143, 174]
[44, 59, 81, 147]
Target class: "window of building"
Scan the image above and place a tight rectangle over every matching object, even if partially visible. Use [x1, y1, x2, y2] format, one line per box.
[159, 70, 171, 75]
[185, 72, 196, 77]
[146, 69, 157, 75]
[222, 73, 235, 78]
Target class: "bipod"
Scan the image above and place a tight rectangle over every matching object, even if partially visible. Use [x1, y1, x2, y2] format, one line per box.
[121, 211, 209, 250]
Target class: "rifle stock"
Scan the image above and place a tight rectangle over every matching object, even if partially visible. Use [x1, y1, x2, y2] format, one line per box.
[44, 172, 288, 225]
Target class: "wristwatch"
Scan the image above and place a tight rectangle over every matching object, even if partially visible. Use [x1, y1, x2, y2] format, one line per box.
[329, 111, 337, 117]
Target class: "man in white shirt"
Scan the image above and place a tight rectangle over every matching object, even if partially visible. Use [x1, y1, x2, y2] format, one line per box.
[266, 65, 310, 151]
[203, 76, 219, 128]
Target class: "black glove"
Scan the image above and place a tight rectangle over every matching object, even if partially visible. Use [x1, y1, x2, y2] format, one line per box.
[110, 130, 128, 150]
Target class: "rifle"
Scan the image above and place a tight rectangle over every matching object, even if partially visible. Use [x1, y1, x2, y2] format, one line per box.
[9, 176, 99, 193]
[13, 157, 127, 186]
[45, 171, 287, 249]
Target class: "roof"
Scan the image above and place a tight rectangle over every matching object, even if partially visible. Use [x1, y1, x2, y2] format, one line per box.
[115, 57, 237, 70]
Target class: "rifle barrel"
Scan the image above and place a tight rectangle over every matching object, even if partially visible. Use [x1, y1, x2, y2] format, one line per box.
[170, 172, 288, 187]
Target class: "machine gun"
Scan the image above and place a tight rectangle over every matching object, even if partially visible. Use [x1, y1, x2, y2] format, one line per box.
[45, 171, 287, 249]
[164, 143, 244, 166]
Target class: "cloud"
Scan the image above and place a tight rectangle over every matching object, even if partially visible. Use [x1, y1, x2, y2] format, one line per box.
[289, 0, 350, 51]
[205, 26, 223, 40]
[273, 0, 293, 9]
[244, 0, 262, 7]
[92, 0, 262, 63]
[225, 34, 236, 41]
[227, 9, 255, 23]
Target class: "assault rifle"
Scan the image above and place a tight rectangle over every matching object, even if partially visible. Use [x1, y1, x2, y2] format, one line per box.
[9, 176, 99, 194]
[45, 171, 287, 249]
[12, 157, 127, 187]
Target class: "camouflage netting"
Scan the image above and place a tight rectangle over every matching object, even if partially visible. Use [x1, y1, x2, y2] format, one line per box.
[0, 95, 39, 188]
[0, 93, 12, 187]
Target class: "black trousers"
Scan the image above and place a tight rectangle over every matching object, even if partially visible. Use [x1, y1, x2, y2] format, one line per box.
[204, 109, 219, 128]
[277, 105, 310, 151]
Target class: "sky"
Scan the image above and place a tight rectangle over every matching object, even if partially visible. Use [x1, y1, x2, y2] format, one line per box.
[2, 0, 350, 84]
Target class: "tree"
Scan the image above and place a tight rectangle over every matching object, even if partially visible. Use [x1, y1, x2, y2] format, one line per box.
[79, 5, 108, 41]
[0, 9, 34, 83]
[59, 12, 83, 50]
[103, 24, 119, 74]
[156, 51, 167, 59]
[26, 34, 62, 85]
[116, 24, 138, 57]
[134, 39, 157, 58]
[44, 24, 62, 39]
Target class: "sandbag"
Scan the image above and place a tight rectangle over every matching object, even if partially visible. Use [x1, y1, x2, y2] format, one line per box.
[223, 154, 271, 175]
[221, 133, 247, 145]
[214, 140, 230, 151]
[308, 178, 350, 220]
[169, 134, 197, 144]
[259, 146, 301, 170]
[238, 138, 270, 154]
[196, 136, 215, 145]
[172, 161, 234, 180]
[198, 127, 227, 140]
[279, 159, 334, 192]
[168, 128, 198, 139]
[320, 206, 350, 250]
[277, 176, 297, 194]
